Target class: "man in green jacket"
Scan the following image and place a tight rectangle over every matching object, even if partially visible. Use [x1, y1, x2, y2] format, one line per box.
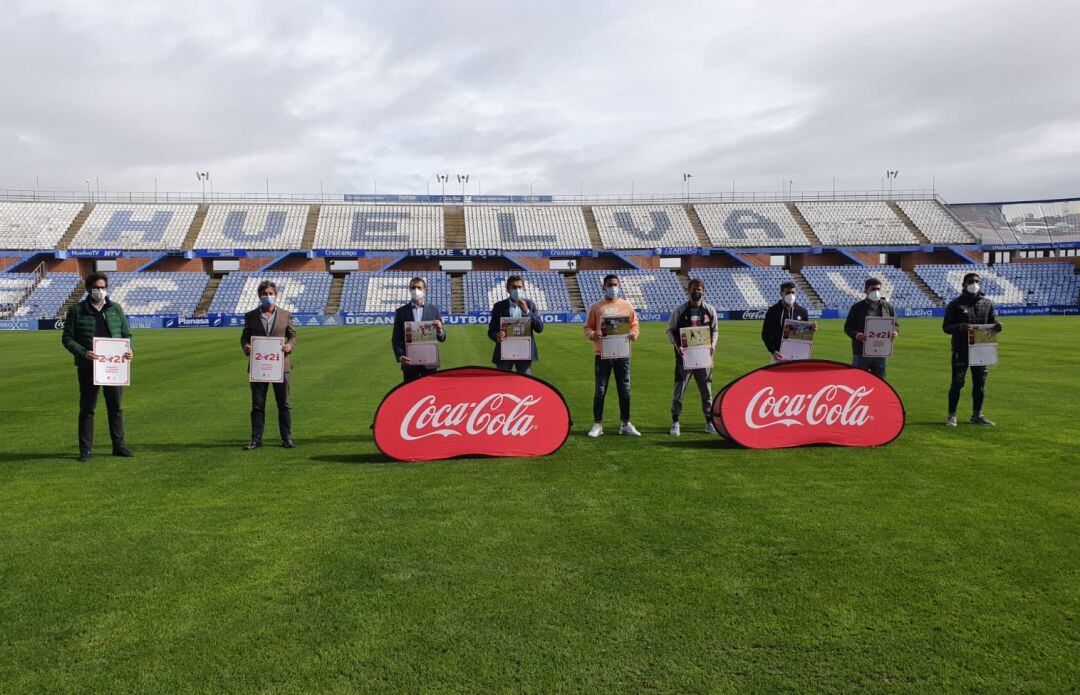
[61, 272, 134, 461]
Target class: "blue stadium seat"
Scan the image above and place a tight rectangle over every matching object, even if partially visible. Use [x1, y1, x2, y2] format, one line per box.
[209, 272, 332, 314]
[915, 263, 1080, 306]
[463, 271, 573, 312]
[339, 271, 452, 313]
[801, 266, 930, 309]
[688, 267, 798, 310]
[13, 273, 82, 318]
[576, 269, 685, 311]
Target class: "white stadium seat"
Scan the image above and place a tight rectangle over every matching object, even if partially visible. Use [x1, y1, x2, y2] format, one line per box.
[195, 205, 309, 250]
[339, 271, 452, 313]
[592, 205, 698, 249]
[0, 202, 84, 249]
[466, 206, 591, 250]
[796, 202, 917, 246]
[694, 203, 809, 247]
[69, 204, 197, 250]
[314, 205, 443, 250]
[208, 272, 332, 315]
[897, 201, 975, 244]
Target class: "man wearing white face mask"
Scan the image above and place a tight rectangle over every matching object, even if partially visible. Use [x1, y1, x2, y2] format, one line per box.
[488, 275, 543, 374]
[61, 272, 134, 462]
[943, 272, 1002, 427]
[241, 280, 297, 450]
[392, 276, 446, 383]
[761, 281, 811, 363]
[844, 277, 899, 379]
[584, 274, 640, 437]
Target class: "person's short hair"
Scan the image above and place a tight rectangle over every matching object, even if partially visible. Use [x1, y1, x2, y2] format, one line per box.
[780, 281, 796, 293]
[505, 275, 524, 290]
[864, 277, 882, 291]
[84, 272, 108, 290]
[602, 274, 619, 286]
[688, 278, 705, 291]
[409, 276, 427, 289]
[962, 272, 980, 285]
[257, 280, 277, 296]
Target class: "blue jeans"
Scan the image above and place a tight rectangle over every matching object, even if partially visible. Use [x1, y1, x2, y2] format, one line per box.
[852, 353, 888, 380]
[949, 351, 987, 414]
[594, 356, 630, 423]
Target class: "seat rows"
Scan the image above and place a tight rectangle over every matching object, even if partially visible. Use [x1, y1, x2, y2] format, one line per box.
[463, 271, 573, 312]
[12, 273, 83, 318]
[194, 205, 309, 250]
[800, 265, 930, 309]
[0, 203, 84, 249]
[796, 202, 917, 246]
[694, 203, 810, 247]
[314, 205, 444, 250]
[576, 269, 686, 311]
[339, 271, 452, 314]
[915, 263, 1080, 306]
[592, 205, 699, 249]
[897, 201, 974, 244]
[688, 267, 798, 310]
[68, 204, 198, 250]
[94, 272, 210, 316]
[465, 206, 591, 249]
[208, 272, 332, 315]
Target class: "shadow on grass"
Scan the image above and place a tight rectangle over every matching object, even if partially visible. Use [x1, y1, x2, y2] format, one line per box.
[651, 437, 742, 450]
[309, 453, 394, 465]
[0, 452, 78, 463]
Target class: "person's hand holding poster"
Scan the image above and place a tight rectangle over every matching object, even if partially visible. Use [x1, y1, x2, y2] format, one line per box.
[600, 315, 631, 359]
[863, 317, 896, 357]
[968, 324, 998, 366]
[499, 316, 533, 361]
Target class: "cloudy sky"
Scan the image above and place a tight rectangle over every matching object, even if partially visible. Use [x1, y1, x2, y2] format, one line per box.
[1, 0, 1077, 202]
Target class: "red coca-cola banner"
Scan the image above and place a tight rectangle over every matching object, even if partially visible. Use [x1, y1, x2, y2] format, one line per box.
[710, 360, 905, 449]
[372, 367, 572, 461]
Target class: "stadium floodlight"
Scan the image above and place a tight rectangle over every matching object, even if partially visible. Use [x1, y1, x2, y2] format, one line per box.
[85, 179, 91, 201]
[457, 174, 470, 202]
[683, 173, 693, 202]
[886, 170, 899, 198]
[195, 171, 211, 202]
[436, 174, 449, 199]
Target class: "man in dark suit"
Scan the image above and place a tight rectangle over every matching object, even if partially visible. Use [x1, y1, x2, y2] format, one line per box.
[392, 276, 446, 383]
[241, 280, 298, 449]
[487, 274, 544, 375]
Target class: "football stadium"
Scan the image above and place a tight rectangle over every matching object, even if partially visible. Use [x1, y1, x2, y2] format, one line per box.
[2, 1, 1079, 692]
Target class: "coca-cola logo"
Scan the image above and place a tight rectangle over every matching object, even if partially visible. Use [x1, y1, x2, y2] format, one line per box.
[711, 360, 904, 448]
[373, 367, 571, 461]
[741, 310, 767, 320]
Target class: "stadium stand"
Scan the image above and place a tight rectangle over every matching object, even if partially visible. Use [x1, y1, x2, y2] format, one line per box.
[13, 273, 82, 318]
[95, 272, 210, 316]
[339, 271, 452, 313]
[463, 271, 574, 313]
[687, 267, 798, 310]
[314, 205, 443, 249]
[68, 204, 198, 250]
[0, 202, 84, 249]
[592, 205, 699, 249]
[208, 272, 332, 315]
[0, 274, 38, 314]
[796, 202, 918, 246]
[195, 205, 309, 249]
[949, 201, 1080, 245]
[915, 263, 1080, 306]
[577, 269, 685, 311]
[896, 200, 974, 244]
[465, 206, 591, 250]
[801, 265, 930, 308]
[694, 203, 810, 247]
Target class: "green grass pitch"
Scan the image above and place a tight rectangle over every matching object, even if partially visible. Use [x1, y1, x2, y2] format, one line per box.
[0, 317, 1076, 692]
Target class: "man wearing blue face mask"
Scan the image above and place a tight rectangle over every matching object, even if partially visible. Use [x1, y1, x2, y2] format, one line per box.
[241, 280, 297, 450]
[488, 275, 543, 374]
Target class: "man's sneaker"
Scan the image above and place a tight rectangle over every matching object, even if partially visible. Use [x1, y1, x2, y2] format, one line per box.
[946, 414, 957, 427]
[77, 451, 92, 463]
[669, 422, 681, 437]
[619, 422, 642, 436]
[705, 421, 717, 435]
[587, 423, 604, 438]
[970, 414, 996, 426]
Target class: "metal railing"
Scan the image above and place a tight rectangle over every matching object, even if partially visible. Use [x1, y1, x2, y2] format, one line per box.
[0, 187, 944, 206]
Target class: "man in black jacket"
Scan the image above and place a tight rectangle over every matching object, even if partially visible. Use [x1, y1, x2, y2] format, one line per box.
[844, 277, 899, 379]
[942, 271, 1002, 427]
[761, 281, 811, 363]
[487, 275, 543, 374]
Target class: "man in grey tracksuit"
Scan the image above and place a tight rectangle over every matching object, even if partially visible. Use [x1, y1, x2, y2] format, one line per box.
[667, 278, 719, 436]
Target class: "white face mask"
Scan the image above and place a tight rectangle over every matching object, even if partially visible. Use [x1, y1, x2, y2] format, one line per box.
[410, 288, 425, 301]
[867, 290, 881, 302]
[966, 283, 980, 294]
[90, 288, 107, 303]
[782, 293, 796, 305]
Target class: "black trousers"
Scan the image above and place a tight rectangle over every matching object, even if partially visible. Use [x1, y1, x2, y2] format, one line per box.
[402, 366, 437, 383]
[593, 356, 631, 423]
[77, 364, 125, 453]
[496, 360, 532, 375]
[251, 372, 292, 442]
[948, 351, 988, 414]
[672, 358, 712, 423]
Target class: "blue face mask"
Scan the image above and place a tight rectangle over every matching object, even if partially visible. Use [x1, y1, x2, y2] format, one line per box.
[605, 286, 619, 299]
[509, 289, 522, 301]
[260, 295, 275, 309]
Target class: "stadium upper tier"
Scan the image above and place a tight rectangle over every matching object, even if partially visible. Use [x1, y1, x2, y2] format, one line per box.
[0, 199, 1077, 251]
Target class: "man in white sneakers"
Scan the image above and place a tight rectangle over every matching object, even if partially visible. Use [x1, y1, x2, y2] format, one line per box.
[583, 274, 641, 437]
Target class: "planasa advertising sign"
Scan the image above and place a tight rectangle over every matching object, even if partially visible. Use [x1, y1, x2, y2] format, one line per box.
[710, 360, 905, 449]
[372, 367, 572, 461]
